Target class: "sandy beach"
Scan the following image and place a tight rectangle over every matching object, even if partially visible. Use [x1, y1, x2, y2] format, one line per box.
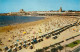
[0, 16, 80, 52]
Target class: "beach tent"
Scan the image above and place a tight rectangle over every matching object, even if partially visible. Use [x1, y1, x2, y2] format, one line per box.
[79, 30, 80, 32]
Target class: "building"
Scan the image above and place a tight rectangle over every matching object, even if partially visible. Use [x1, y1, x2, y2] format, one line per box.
[59, 7, 62, 12]
[19, 9, 25, 13]
[8, 9, 30, 16]
[7, 7, 80, 16]
[8, 7, 64, 16]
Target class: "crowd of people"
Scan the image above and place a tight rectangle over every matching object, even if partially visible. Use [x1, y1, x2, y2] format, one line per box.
[0, 16, 78, 52]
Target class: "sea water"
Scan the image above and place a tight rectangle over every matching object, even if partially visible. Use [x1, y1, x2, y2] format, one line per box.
[0, 16, 44, 27]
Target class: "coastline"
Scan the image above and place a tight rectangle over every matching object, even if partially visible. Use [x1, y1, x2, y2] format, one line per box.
[0, 17, 46, 33]
[0, 16, 79, 52]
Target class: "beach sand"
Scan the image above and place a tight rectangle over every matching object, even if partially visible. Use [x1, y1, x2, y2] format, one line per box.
[0, 16, 80, 52]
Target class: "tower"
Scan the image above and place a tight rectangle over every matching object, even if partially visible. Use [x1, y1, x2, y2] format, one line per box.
[59, 7, 62, 12]
[19, 9, 25, 13]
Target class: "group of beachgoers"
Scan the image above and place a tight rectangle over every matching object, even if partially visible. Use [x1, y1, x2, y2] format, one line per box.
[0, 16, 78, 52]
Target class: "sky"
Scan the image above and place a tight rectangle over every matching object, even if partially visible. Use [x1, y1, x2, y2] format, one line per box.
[0, 0, 80, 13]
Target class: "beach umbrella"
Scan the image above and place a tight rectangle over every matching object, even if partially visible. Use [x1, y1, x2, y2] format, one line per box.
[23, 43, 27, 48]
[30, 45, 33, 49]
[12, 47, 17, 52]
[38, 29, 42, 33]
[0, 40, 2, 44]
[33, 31, 36, 34]
[24, 40, 27, 43]
[8, 38, 11, 42]
[14, 43, 18, 47]
[0, 48, 2, 52]
[16, 39, 19, 42]
[4, 46, 8, 50]
[18, 45, 22, 50]
[19, 41, 23, 45]
[7, 48, 12, 52]
[73, 29, 75, 31]
[31, 41, 34, 44]
[10, 45, 13, 49]
[40, 38, 43, 41]
[37, 38, 41, 42]
[79, 30, 80, 32]
[39, 28, 41, 31]
[27, 42, 30, 45]
[23, 32, 26, 34]
[8, 38, 11, 40]
[33, 39, 37, 43]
